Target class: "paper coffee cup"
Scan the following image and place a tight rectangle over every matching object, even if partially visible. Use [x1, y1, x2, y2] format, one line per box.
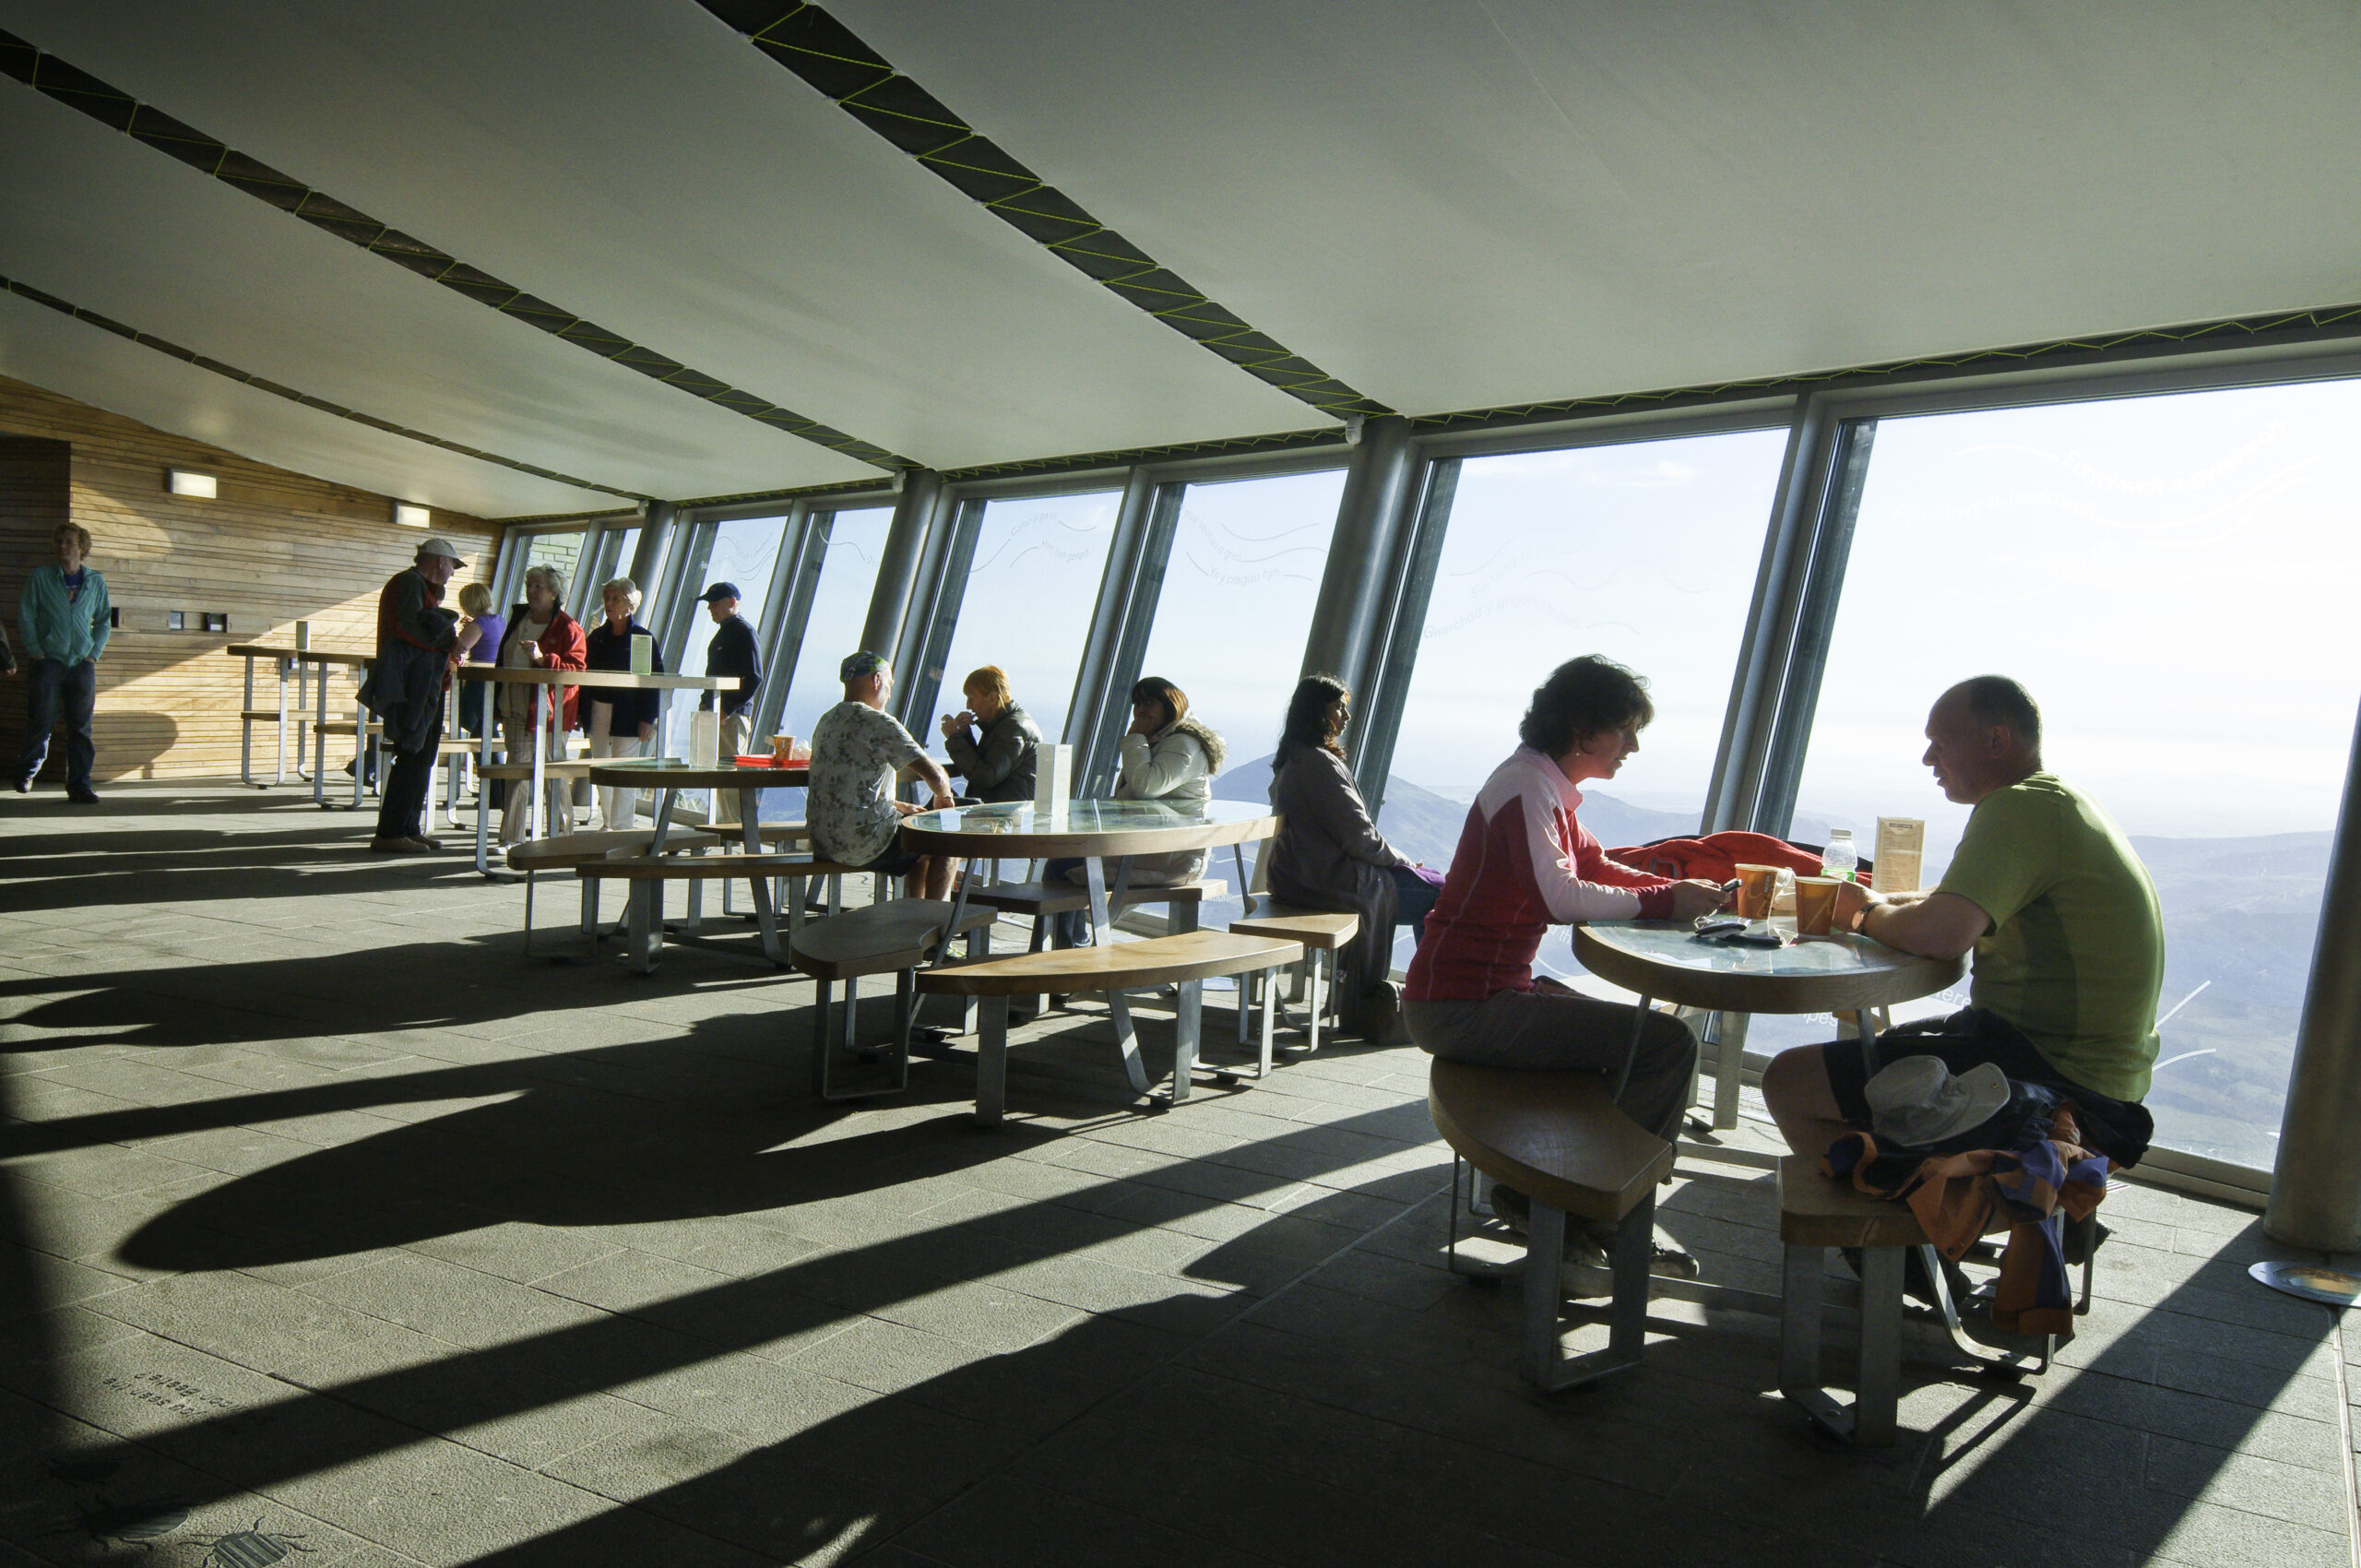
[1733, 863, 1781, 920]
[770, 734, 796, 763]
[1792, 877, 1842, 936]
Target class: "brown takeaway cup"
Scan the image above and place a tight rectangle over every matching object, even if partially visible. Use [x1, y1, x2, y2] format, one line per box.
[770, 734, 796, 763]
[1792, 876, 1841, 936]
[1733, 863, 1781, 919]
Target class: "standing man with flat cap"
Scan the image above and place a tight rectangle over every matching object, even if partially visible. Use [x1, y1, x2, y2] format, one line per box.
[362, 537, 465, 853]
[696, 582, 761, 824]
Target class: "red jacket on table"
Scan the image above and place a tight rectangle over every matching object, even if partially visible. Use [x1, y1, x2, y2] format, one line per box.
[1405, 746, 1676, 1003]
[496, 606, 588, 732]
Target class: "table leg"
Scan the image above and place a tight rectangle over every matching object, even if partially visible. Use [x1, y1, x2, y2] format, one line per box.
[740, 786, 779, 963]
[351, 673, 368, 810]
[275, 657, 291, 785]
[1166, 978, 1202, 1105]
[240, 655, 255, 787]
[473, 681, 495, 875]
[312, 661, 329, 808]
[528, 683, 549, 840]
[1084, 857, 1150, 1095]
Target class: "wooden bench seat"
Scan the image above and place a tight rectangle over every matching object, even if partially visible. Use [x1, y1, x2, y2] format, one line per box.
[792, 900, 998, 1101]
[1429, 1059, 1672, 1391]
[1776, 1157, 2058, 1444]
[579, 853, 847, 882]
[962, 877, 1225, 920]
[1229, 907, 1359, 1063]
[578, 853, 872, 973]
[504, 828, 722, 956]
[918, 930, 1301, 1124]
[480, 759, 597, 782]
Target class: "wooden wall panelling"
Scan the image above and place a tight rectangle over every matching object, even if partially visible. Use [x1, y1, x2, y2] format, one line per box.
[0, 375, 504, 782]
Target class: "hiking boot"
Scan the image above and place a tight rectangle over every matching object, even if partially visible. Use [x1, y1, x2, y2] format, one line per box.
[66, 785, 100, 803]
[369, 837, 432, 855]
[1489, 1183, 1531, 1234]
[2061, 1212, 2110, 1266]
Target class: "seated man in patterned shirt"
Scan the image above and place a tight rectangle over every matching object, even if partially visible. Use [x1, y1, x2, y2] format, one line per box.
[807, 650, 959, 900]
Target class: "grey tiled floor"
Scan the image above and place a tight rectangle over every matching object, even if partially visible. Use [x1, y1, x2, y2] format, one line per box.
[3, 785, 2355, 1565]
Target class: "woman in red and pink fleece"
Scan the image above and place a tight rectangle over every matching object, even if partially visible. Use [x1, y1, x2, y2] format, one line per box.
[1405, 657, 1728, 1269]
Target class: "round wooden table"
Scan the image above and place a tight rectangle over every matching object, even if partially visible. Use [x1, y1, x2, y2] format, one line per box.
[1572, 919, 1964, 1151]
[1572, 921, 1964, 1020]
[584, 757, 813, 968]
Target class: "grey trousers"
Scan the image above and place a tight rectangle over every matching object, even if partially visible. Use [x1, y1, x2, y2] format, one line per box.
[1405, 986, 1697, 1144]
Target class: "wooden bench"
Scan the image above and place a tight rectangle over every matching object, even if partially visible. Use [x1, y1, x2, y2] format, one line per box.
[1777, 1157, 2058, 1444]
[578, 853, 866, 972]
[790, 900, 998, 1101]
[964, 876, 1226, 930]
[1429, 1059, 1674, 1392]
[917, 930, 1301, 1125]
[1228, 905, 1358, 1064]
[504, 828, 721, 956]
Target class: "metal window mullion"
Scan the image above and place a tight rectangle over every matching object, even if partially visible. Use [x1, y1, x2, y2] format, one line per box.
[885, 485, 965, 729]
[1750, 418, 1880, 837]
[859, 471, 944, 674]
[1061, 467, 1157, 752]
[899, 498, 987, 737]
[1080, 482, 1186, 795]
[1701, 399, 1837, 835]
[1296, 417, 1415, 704]
[748, 502, 812, 737]
[764, 510, 834, 735]
[1352, 455, 1461, 815]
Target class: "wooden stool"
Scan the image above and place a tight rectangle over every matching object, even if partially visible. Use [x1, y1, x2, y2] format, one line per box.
[1228, 906, 1358, 1068]
[1778, 1156, 2058, 1444]
[1430, 1060, 1674, 1391]
[789, 900, 997, 1100]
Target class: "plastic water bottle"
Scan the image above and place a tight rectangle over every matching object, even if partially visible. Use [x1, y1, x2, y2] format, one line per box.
[1822, 828, 1857, 883]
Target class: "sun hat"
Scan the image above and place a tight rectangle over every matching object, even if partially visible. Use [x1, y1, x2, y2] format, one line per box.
[1863, 1055, 2012, 1148]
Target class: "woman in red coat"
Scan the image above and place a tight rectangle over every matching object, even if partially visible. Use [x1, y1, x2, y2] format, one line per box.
[493, 563, 587, 844]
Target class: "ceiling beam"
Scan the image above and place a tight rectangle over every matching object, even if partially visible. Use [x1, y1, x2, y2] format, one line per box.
[699, 0, 1389, 422]
[1, 274, 646, 501]
[0, 27, 913, 472]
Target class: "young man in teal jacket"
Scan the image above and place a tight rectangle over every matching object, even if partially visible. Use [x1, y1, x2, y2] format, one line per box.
[17, 522, 110, 802]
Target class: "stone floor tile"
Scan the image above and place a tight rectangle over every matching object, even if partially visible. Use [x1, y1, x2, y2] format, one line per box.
[298, 1252, 609, 1349]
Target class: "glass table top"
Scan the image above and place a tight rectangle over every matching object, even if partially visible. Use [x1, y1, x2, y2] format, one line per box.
[1576, 920, 1925, 978]
[903, 799, 1273, 837]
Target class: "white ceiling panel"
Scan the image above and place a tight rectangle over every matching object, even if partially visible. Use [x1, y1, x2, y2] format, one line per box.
[0, 0, 1324, 473]
[0, 292, 615, 517]
[0, 80, 882, 502]
[836, 0, 2361, 416]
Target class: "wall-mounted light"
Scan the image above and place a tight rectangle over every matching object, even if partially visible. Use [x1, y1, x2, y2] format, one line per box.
[394, 503, 432, 529]
[166, 468, 217, 498]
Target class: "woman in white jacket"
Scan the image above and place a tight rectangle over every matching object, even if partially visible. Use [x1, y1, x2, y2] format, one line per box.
[1046, 676, 1226, 939]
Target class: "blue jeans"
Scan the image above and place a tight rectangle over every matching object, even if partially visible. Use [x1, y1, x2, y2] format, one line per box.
[18, 658, 96, 790]
[1389, 864, 1441, 947]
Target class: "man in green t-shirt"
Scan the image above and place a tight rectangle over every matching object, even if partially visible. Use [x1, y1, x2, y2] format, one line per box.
[1762, 676, 2163, 1167]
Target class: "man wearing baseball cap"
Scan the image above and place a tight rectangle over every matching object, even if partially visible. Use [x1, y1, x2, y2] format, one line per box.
[362, 537, 465, 853]
[808, 650, 958, 898]
[695, 582, 762, 823]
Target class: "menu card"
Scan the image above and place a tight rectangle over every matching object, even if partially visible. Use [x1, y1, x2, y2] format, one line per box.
[1034, 742, 1073, 818]
[629, 633, 652, 675]
[1872, 817, 1924, 894]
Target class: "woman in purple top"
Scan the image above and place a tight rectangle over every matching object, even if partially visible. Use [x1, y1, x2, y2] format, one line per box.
[452, 581, 504, 737]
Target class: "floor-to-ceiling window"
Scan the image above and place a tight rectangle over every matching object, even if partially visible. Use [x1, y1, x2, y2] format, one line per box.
[774, 506, 896, 745]
[1379, 431, 1791, 977]
[928, 491, 1121, 744]
[1138, 469, 1347, 792]
[1769, 379, 2361, 1168]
